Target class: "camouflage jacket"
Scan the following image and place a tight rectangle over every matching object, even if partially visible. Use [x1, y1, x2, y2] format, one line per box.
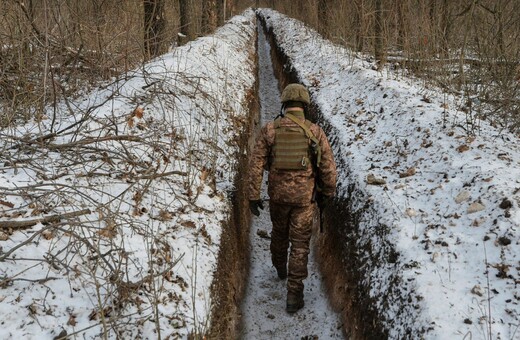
[248, 113, 337, 206]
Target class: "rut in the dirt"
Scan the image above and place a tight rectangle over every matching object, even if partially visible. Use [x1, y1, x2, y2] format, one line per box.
[239, 21, 343, 340]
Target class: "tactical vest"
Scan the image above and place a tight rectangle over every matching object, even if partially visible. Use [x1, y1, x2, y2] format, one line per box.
[272, 117, 313, 170]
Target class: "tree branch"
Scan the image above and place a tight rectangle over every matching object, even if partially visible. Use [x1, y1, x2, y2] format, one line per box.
[0, 209, 91, 229]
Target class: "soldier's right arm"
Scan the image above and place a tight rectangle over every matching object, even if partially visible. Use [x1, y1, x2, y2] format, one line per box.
[248, 125, 271, 201]
[316, 127, 337, 198]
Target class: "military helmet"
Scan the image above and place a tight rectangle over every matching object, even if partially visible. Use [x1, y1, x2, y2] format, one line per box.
[281, 83, 310, 105]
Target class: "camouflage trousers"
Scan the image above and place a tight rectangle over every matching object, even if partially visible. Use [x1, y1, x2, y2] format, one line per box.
[269, 201, 315, 295]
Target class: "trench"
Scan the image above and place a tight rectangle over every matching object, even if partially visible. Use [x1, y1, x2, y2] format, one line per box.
[241, 15, 390, 340]
[258, 14, 390, 339]
[208, 14, 387, 340]
[238, 20, 344, 339]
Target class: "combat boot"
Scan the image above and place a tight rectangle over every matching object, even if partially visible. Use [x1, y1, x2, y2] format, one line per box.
[275, 266, 287, 280]
[286, 292, 304, 313]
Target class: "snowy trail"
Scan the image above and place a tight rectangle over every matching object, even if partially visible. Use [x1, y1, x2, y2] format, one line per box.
[239, 23, 344, 340]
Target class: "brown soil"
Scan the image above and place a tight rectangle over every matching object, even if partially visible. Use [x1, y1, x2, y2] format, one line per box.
[206, 38, 260, 339]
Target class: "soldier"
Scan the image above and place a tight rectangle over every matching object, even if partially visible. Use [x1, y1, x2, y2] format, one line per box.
[248, 83, 337, 313]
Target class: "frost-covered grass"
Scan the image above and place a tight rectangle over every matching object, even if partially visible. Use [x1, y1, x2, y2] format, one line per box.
[260, 8, 519, 340]
[0, 10, 256, 339]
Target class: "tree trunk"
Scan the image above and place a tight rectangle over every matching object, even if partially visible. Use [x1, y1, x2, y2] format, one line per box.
[457, 1, 476, 91]
[304, 0, 319, 29]
[215, 0, 235, 23]
[202, 0, 218, 34]
[228, 0, 235, 18]
[374, 0, 385, 67]
[494, 2, 505, 58]
[429, 0, 436, 53]
[93, 0, 106, 62]
[396, 0, 407, 50]
[179, 0, 195, 45]
[217, 0, 225, 26]
[144, 0, 166, 58]
[354, 0, 366, 52]
[317, 0, 327, 38]
[440, 0, 450, 58]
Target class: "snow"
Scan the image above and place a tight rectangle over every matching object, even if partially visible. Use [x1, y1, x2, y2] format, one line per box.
[260, 8, 519, 340]
[1, 6, 518, 340]
[0, 10, 257, 339]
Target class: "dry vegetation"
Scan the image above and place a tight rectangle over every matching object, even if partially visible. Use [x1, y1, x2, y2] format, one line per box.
[1, 1, 518, 132]
[261, 0, 520, 134]
[0, 0, 251, 127]
[0, 7, 258, 336]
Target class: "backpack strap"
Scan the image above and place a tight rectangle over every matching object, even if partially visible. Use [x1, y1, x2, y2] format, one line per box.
[274, 117, 281, 129]
[285, 113, 322, 168]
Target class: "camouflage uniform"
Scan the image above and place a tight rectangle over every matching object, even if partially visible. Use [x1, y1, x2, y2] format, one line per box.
[248, 107, 337, 300]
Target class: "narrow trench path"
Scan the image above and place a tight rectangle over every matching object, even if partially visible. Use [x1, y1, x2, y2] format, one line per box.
[239, 23, 344, 340]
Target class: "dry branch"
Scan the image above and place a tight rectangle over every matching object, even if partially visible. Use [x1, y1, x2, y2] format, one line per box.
[0, 209, 91, 229]
[137, 170, 188, 179]
[46, 135, 143, 150]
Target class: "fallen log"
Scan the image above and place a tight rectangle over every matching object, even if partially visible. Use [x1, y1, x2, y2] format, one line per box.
[0, 209, 91, 229]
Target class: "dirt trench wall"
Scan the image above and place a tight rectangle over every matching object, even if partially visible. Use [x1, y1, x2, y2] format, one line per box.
[206, 37, 259, 340]
[258, 14, 402, 340]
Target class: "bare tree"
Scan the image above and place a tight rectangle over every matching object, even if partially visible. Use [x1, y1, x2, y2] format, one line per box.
[219, 0, 235, 22]
[317, 0, 328, 38]
[144, 0, 166, 59]
[179, 0, 196, 45]
[440, 0, 450, 57]
[202, 0, 218, 34]
[304, 0, 319, 30]
[354, 0, 366, 52]
[217, 0, 225, 26]
[229, 0, 236, 17]
[374, 0, 385, 67]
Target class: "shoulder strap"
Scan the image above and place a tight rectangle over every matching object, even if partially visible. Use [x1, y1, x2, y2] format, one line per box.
[285, 113, 322, 167]
[274, 117, 282, 129]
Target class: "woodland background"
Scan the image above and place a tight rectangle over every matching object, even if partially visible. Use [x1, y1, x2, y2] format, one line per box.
[1, 0, 519, 133]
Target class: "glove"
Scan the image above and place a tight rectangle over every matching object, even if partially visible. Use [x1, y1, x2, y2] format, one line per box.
[249, 200, 264, 216]
[316, 194, 331, 211]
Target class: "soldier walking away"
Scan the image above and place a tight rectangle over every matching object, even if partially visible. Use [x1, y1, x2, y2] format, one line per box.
[248, 83, 337, 313]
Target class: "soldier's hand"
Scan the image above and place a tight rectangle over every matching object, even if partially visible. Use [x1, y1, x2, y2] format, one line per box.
[249, 200, 264, 216]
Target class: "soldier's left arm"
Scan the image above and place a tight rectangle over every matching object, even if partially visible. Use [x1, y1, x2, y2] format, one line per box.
[317, 127, 337, 197]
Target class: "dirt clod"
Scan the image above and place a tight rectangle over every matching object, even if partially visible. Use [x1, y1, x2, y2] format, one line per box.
[497, 236, 511, 246]
[257, 229, 270, 239]
[499, 198, 513, 210]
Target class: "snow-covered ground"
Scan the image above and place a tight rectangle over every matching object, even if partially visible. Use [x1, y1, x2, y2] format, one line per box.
[240, 24, 343, 339]
[260, 8, 519, 340]
[0, 10, 256, 339]
[1, 6, 518, 340]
